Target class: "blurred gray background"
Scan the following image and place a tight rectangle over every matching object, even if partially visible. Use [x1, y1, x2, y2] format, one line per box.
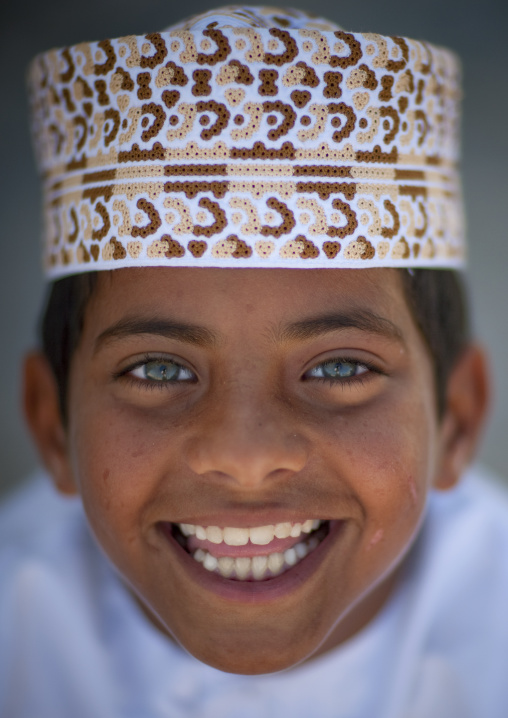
[1, 0, 506, 498]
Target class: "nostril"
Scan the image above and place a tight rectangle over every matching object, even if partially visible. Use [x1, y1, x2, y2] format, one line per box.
[184, 436, 308, 486]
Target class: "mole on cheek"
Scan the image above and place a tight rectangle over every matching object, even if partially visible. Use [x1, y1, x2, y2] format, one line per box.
[103, 468, 111, 485]
[407, 475, 418, 505]
[367, 528, 384, 550]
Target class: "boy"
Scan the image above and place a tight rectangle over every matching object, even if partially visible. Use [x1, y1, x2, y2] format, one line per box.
[1, 5, 508, 716]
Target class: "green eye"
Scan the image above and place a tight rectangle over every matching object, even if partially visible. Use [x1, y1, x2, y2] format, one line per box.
[130, 360, 194, 383]
[307, 359, 368, 381]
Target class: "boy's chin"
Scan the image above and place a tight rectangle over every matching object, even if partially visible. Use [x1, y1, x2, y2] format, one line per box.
[174, 620, 328, 675]
[133, 588, 333, 674]
[132, 574, 398, 676]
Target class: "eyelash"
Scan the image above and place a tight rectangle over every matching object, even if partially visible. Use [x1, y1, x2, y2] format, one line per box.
[304, 357, 381, 388]
[115, 355, 381, 392]
[115, 355, 195, 390]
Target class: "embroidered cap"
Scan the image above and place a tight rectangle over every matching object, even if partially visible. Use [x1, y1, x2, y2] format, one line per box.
[28, 5, 465, 278]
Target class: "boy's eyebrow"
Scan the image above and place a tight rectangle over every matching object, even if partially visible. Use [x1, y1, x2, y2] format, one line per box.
[94, 317, 217, 352]
[277, 310, 405, 344]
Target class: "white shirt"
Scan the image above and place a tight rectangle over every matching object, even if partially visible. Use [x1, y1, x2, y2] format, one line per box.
[1, 467, 508, 718]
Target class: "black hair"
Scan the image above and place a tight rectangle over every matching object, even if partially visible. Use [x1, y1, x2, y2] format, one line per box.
[40, 269, 469, 421]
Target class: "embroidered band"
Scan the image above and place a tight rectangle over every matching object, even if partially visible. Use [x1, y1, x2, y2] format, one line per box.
[28, 6, 465, 277]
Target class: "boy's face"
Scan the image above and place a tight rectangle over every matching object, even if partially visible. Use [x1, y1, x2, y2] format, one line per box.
[53, 267, 450, 673]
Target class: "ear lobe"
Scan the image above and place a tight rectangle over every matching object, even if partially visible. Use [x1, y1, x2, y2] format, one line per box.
[434, 345, 490, 491]
[23, 352, 77, 496]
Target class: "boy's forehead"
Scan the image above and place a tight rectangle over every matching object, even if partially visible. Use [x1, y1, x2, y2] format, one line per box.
[88, 266, 409, 342]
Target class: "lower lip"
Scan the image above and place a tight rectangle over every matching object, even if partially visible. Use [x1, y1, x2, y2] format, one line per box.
[158, 521, 344, 604]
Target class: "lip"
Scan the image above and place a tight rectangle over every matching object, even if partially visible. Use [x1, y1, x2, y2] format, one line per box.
[158, 519, 345, 604]
[166, 510, 325, 528]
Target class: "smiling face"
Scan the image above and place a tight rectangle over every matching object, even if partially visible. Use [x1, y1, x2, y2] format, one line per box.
[30, 266, 461, 672]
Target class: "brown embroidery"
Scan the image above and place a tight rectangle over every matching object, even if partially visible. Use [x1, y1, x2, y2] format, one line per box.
[188, 240, 207, 257]
[399, 185, 428, 199]
[193, 197, 227, 237]
[164, 181, 228, 199]
[291, 89, 311, 107]
[68, 207, 79, 243]
[230, 141, 296, 160]
[94, 79, 110, 106]
[131, 198, 161, 237]
[163, 61, 189, 86]
[192, 69, 212, 96]
[259, 69, 279, 96]
[415, 78, 425, 105]
[94, 40, 116, 76]
[82, 185, 114, 202]
[140, 33, 168, 69]
[297, 236, 320, 258]
[74, 116, 88, 150]
[230, 236, 253, 258]
[328, 102, 356, 142]
[381, 199, 401, 238]
[323, 71, 343, 99]
[196, 100, 231, 140]
[77, 241, 91, 262]
[264, 28, 298, 66]
[386, 37, 409, 73]
[379, 75, 394, 101]
[162, 89, 180, 109]
[229, 59, 254, 84]
[356, 146, 398, 164]
[140, 103, 165, 141]
[164, 164, 227, 176]
[380, 106, 400, 144]
[262, 100, 296, 140]
[398, 96, 408, 113]
[162, 235, 185, 257]
[294, 165, 352, 178]
[197, 29, 232, 65]
[103, 108, 120, 146]
[414, 109, 429, 146]
[323, 241, 341, 258]
[327, 198, 358, 238]
[114, 67, 134, 91]
[111, 237, 127, 259]
[261, 198, 295, 237]
[75, 76, 94, 98]
[118, 142, 165, 162]
[296, 181, 356, 200]
[330, 31, 363, 69]
[60, 48, 75, 83]
[297, 61, 319, 86]
[136, 72, 152, 100]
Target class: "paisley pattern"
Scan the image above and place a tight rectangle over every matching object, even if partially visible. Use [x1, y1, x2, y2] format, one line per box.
[28, 6, 465, 277]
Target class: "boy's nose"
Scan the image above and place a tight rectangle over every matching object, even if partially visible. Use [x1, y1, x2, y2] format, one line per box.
[183, 389, 309, 488]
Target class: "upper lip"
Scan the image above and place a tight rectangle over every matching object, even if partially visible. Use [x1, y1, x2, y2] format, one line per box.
[161, 514, 333, 529]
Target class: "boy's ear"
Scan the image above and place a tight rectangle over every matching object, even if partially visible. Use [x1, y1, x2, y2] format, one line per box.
[434, 345, 490, 491]
[23, 352, 78, 496]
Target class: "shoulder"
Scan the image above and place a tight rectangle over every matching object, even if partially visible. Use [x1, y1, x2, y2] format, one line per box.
[0, 471, 103, 630]
[0, 470, 83, 545]
[0, 472, 124, 715]
[413, 464, 508, 599]
[425, 464, 508, 549]
[395, 466, 508, 716]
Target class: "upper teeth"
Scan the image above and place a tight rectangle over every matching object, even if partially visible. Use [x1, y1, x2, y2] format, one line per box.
[178, 519, 321, 546]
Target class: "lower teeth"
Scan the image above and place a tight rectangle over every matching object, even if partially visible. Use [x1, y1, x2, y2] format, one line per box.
[193, 532, 322, 581]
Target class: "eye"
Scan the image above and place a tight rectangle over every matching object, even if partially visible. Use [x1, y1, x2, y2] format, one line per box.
[305, 358, 370, 382]
[128, 358, 195, 383]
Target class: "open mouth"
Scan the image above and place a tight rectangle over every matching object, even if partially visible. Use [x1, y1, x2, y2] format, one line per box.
[170, 520, 330, 581]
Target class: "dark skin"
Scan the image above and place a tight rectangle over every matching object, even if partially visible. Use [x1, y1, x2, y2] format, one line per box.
[24, 267, 488, 674]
